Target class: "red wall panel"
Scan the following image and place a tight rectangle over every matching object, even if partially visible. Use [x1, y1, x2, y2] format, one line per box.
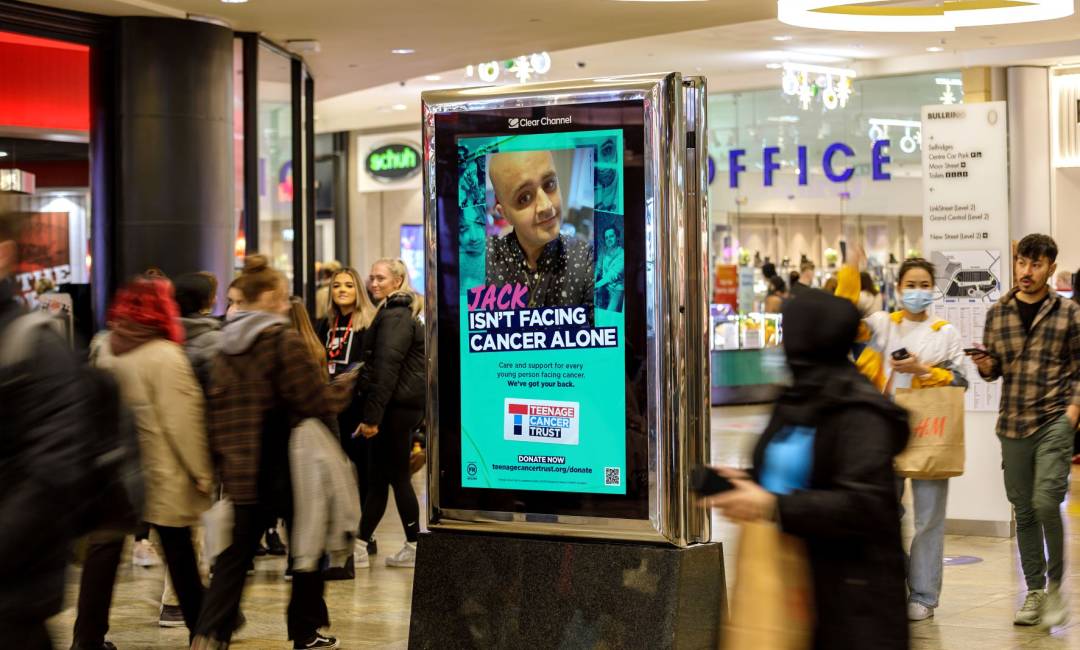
[0, 35, 90, 132]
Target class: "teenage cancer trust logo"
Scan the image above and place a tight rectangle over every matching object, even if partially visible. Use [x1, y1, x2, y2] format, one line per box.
[504, 398, 580, 445]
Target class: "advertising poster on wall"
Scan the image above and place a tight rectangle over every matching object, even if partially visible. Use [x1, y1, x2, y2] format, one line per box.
[14, 211, 72, 306]
[456, 130, 627, 495]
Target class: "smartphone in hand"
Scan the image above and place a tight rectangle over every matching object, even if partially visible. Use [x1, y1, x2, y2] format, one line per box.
[691, 465, 737, 496]
[891, 348, 910, 361]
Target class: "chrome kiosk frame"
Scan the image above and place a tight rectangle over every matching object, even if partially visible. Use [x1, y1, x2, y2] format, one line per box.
[422, 73, 710, 547]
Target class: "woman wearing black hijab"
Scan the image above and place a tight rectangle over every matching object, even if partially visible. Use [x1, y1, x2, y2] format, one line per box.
[706, 290, 910, 650]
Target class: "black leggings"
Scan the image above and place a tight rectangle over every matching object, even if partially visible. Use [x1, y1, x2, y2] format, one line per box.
[359, 408, 422, 543]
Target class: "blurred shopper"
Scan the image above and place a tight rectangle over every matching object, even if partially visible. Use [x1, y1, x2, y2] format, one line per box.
[356, 259, 426, 569]
[970, 234, 1080, 628]
[314, 261, 342, 321]
[83, 278, 212, 644]
[193, 255, 357, 650]
[789, 261, 816, 297]
[149, 273, 223, 627]
[822, 276, 839, 294]
[0, 211, 95, 648]
[839, 256, 968, 621]
[316, 268, 378, 559]
[1054, 269, 1073, 294]
[706, 290, 909, 650]
[764, 276, 787, 314]
[175, 273, 224, 392]
[859, 271, 885, 315]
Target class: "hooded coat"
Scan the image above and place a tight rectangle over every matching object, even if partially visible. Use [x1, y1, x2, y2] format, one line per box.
[181, 315, 223, 392]
[361, 292, 425, 426]
[753, 290, 910, 650]
[207, 311, 354, 506]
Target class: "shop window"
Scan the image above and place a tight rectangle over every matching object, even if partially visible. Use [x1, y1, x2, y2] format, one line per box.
[257, 43, 295, 285]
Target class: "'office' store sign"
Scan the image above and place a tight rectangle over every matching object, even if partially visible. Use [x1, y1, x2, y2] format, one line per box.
[727, 139, 893, 188]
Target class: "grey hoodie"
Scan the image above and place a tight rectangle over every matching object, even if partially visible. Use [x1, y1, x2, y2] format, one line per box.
[181, 316, 224, 392]
[221, 311, 290, 356]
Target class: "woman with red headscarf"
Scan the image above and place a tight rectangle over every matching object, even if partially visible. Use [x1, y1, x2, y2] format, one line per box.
[72, 278, 213, 650]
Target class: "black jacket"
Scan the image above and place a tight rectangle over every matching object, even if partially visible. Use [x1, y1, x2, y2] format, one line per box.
[362, 293, 425, 425]
[754, 290, 910, 650]
[0, 279, 94, 620]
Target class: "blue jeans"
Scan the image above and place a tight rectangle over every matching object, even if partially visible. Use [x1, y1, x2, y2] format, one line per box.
[900, 478, 949, 608]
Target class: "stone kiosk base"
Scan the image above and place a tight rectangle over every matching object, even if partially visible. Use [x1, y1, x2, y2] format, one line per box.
[408, 531, 726, 649]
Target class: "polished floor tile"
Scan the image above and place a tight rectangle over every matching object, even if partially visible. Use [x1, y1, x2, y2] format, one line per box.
[43, 406, 1080, 648]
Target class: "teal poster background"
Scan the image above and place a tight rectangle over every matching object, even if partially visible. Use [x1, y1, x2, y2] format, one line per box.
[457, 129, 627, 494]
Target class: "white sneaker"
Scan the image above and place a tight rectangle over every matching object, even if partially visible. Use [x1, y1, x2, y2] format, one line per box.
[385, 541, 417, 568]
[355, 545, 370, 569]
[1015, 590, 1046, 626]
[1043, 587, 1070, 629]
[132, 539, 161, 567]
[907, 602, 934, 621]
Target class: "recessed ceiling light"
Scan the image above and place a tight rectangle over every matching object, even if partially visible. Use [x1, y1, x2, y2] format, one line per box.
[392, 104, 408, 111]
[766, 63, 784, 69]
[391, 48, 415, 55]
[424, 75, 442, 81]
[926, 46, 944, 52]
[0, 151, 7, 158]
[773, 35, 793, 41]
[220, 0, 248, 4]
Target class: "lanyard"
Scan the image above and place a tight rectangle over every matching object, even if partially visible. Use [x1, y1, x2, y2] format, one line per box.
[326, 313, 355, 373]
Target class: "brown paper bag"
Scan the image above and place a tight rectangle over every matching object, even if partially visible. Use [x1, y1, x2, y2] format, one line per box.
[722, 521, 814, 650]
[893, 385, 966, 479]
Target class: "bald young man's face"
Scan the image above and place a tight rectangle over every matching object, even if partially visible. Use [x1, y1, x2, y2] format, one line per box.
[489, 151, 562, 253]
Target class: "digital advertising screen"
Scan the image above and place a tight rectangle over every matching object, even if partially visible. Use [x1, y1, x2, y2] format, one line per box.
[433, 101, 650, 520]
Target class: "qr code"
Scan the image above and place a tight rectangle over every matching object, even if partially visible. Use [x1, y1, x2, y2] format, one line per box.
[604, 467, 621, 487]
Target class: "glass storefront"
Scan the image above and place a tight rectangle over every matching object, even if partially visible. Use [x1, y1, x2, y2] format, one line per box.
[257, 43, 296, 286]
[705, 70, 964, 402]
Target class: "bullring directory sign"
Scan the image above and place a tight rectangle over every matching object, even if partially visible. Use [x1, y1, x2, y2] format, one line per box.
[423, 74, 711, 545]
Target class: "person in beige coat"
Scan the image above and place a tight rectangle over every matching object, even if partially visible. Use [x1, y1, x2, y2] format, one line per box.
[75, 278, 213, 648]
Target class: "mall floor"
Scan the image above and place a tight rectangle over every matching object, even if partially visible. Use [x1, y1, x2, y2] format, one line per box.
[43, 405, 1080, 649]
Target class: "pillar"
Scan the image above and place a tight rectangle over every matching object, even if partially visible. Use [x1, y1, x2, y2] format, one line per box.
[1006, 66, 1053, 239]
[113, 17, 234, 296]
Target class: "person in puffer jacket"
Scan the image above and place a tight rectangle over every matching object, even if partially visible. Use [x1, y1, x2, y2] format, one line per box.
[355, 258, 426, 570]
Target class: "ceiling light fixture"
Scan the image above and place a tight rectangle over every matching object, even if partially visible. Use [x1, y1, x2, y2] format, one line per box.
[777, 0, 1074, 32]
[392, 104, 408, 111]
[391, 48, 415, 55]
[766, 63, 784, 69]
[781, 62, 856, 111]
[220, 0, 248, 4]
[926, 46, 944, 52]
[425, 75, 442, 81]
[773, 35, 793, 41]
[0, 151, 7, 158]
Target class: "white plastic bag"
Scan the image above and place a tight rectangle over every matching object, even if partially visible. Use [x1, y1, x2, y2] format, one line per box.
[201, 495, 234, 568]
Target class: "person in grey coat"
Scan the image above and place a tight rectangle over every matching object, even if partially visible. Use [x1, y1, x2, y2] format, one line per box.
[174, 273, 224, 392]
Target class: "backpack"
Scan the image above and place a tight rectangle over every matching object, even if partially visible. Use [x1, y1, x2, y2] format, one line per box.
[0, 312, 145, 535]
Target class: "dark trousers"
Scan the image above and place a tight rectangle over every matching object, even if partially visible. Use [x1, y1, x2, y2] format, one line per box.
[340, 423, 371, 526]
[0, 618, 51, 649]
[72, 535, 125, 648]
[196, 504, 328, 643]
[359, 409, 422, 543]
[152, 524, 204, 638]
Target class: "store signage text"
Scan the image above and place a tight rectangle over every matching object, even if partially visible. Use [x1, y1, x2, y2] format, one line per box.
[366, 143, 420, 182]
[728, 139, 892, 188]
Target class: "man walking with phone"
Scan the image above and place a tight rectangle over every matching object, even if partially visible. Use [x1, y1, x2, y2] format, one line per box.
[969, 234, 1080, 629]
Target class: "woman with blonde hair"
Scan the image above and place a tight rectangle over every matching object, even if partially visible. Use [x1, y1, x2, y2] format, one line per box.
[355, 258, 426, 568]
[316, 267, 379, 562]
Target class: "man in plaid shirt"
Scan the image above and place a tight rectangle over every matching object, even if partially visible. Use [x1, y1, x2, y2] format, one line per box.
[971, 234, 1080, 629]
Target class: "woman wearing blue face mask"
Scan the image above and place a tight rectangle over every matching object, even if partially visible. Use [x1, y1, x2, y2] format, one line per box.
[839, 255, 968, 622]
